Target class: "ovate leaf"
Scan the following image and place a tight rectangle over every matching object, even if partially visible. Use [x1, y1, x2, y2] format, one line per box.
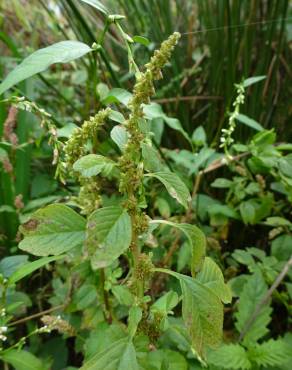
[133, 36, 150, 46]
[1, 349, 44, 370]
[146, 172, 191, 209]
[141, 142, 163, 172]
[197, 257, 232, 303]
[81, 338, 139, 370]
[0, 41, 92, 95]
[155, 269, 225, 357]
[235, 270, 272, 344]
[8, 255, 64, 285]
[151, 219, 206, 275]
[86, 206, 131, 269]
[208, 344, 251, 369]
[104, 88, 132, 106]
[19, 204, 86, 256]
[110, 125, 128, 152]
[178, 273, 223, 357]
[73, 154, 116, 177]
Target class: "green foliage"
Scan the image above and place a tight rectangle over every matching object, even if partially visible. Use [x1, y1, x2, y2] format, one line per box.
[19, 204, 86, 256]
[0, 1, 291, 369]
[86, 206, 132, 269]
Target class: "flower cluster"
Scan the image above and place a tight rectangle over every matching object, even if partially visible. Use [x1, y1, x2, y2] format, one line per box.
[220, 83, 245, 156]
[64, 108, 111, 170]
[40, 315, 75, 336]
[0, 326, 8, 342]
[119, 32, 181, 195]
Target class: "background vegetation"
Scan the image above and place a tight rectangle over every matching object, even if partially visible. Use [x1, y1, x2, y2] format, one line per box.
[0, 1, 291, 369]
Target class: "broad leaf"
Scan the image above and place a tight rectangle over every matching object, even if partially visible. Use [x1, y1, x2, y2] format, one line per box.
[80, 0, 109, 15]
[0, 255, 28, 278]
[0, 41, 92, 95]
[73, 154, 116, 177]
[141, 142, 163, 172]
[8, 255, 64, 285]
[1, 350, 44, 370]
[19, 204, 86, 256]
[235, 269, 272, 344]
[133, 35, 150, 46]
[208, 344, 251, 369]
[155, 269, 223, 357]
[81, 338, 139, 370]
[176, 273, 223, 357]
[146, 172, 191, 209]
[104, 88, 132, 106]
[86, 206, 131, 269]
[197, 257, 232, 303]
[150, 219, 206, 275]
[110, 125, 128, 151]
[143, 103, 191, 145]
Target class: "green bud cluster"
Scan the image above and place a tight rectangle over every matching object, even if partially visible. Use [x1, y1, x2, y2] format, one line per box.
[64, 108, 111, 170]
[119, 32, 181, 196]
[73, 178, 101, 215]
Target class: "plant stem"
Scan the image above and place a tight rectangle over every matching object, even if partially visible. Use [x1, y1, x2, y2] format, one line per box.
[100, 269, 112, 323]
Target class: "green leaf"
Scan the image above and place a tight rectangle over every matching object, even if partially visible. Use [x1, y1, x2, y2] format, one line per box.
[235, 113, 264, 131]
[104, 88, 132, 106]
[208, 204, 239, 219]
[1, 349, 45, 370]
[75, 284, 98, 310]
[271, 234, 292, 261]
[8, 255, 64, 285]
[192, 126, 207, 146]
[248, 339, 291, 367]
[177, 273, 223, 357]
[128, 306, 143, 338]
[208, 344, 251, 369]
[110, 125, 128, 152]
[197, 257, 232, 303]
[109, 110, 125, 124]
[243, 75, 266, 88]
[0, 41, 92, 95]
[19, 204, 86, 256]
[57, 123, 79, 138]
[235, 270, 272, 344]
[73, 154, 116, 177]
[150, 220, 206, 275]
[133, 35, 150, 46]
[146, 172, 191, 209]
[211, 178, 233, 188]
[86, 206, 132, 269]
[80, 0, 109, 15]
[143, 103, 191, 145]
[141, 142, 163, 172]
[240, 201, 256, 224]
[0, 255, 28, 278]
[264, 216, 292, 227]
[151, 291, 179, 316]
[141, 349, 188, 370]
[278, 154, 292, 178]
[81, 338, 139, 370]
